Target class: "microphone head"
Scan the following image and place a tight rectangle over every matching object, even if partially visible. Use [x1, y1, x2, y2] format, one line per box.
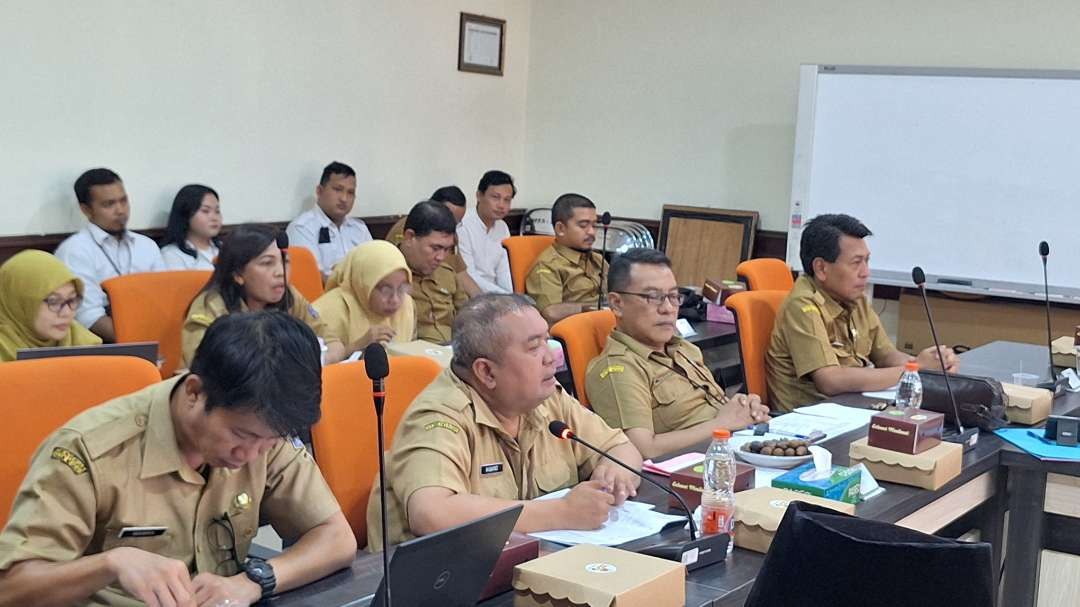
[600, 211, 612, 226]
[1040, 241, 1050, 257]
[275, 231, 289, 250]
[364, 342, 390, 380]
[911, 266, 926, 287]
[548, 420, 573, 439]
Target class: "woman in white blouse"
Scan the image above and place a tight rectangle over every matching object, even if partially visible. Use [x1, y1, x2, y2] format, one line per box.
[160, 184, 222, 270]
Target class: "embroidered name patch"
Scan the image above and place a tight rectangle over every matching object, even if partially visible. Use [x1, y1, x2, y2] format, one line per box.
[599, 365, 624, 379]
[51, 447, 87, 475]
[424, 421, 461, 434]
[480, 463, 504, 475]
[800, 304, 818, 314]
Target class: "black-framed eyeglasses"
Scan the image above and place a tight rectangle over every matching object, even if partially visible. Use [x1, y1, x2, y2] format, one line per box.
[207, 513, 241, 576]
[614, 291, 684, 308]
[43, 294, 83, 314]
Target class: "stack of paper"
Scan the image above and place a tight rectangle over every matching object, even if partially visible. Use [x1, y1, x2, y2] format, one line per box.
[767, 403, 875, 440]
[528, 488, 686, 546]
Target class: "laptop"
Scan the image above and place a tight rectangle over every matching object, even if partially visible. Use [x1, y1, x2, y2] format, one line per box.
[16, 341, 159, 366]
[361, 505, 523, 607]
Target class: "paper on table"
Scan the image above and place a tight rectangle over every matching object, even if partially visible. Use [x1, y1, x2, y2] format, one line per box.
[767, 409, 867, 440]
[753, 467, 786, 488]
[642, 452, 705, 476]
[863, 383, 900, 400]
[529, 488, 685, 546]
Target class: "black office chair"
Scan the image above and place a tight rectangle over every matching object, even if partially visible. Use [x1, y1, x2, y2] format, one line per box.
[745, 502, 994, 607]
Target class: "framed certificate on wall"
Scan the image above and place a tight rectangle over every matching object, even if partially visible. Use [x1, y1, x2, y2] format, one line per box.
[458, 12, 505, 76]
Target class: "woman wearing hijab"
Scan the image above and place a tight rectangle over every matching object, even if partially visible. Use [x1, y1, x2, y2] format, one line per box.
[0, 250, 101, 361]
[181, 224, 345, 367]
[314, 240, 416, 352]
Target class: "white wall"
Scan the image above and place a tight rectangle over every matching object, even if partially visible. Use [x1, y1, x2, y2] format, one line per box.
[0, 1, 530, 236]
[522, 0, 1080, 230]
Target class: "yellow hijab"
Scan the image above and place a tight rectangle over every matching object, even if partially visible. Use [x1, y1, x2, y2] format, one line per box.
[324, 241, 415, 344]
[0, 250, 101, 361]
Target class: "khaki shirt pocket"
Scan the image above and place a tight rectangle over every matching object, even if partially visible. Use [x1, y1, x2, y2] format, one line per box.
[652, 376, 695, 433]
[535, 460, 576, 495]
[102, 524, 176, 558]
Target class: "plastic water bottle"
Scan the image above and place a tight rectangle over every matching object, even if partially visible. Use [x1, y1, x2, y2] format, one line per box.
[896, 361, 923, 409]
[702, 428, 736, 556]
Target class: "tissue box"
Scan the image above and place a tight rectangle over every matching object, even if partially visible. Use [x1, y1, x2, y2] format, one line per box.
[1002, 382, 1053, 425]
[668, 461, 754, 510]
[479, 532, 541, 601]
[733, 487, 856, 554]
[771, 462, 861, 504]
[848, 437, 962, 491]
[867, 408, 944, 454]
[702, 279, 745, 305]
[512, 544, 684, 607]
[705, 302, 735, 324]
[1052, 335, 1076, 369]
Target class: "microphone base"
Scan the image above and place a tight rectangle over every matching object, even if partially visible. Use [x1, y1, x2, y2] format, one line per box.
[942, 426, 979, 452]
[638, 534, 729, 571]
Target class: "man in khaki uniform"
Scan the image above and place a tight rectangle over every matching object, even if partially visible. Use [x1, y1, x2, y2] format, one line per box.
[586, 249, 771, 459]
[0, 313, 356, 607]
[385, 186, 480, 298]
[366, 294, 643, 552]
[766, 214, 959, 411]
[525, 194, 608, 324]
[397, 200, 470, 344]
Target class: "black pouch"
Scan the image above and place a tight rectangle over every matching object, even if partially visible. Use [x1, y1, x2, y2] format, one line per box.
[918, 370, 1008, 432]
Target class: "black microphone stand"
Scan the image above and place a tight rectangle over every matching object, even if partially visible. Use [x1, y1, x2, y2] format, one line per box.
[597, 213, 611, 311]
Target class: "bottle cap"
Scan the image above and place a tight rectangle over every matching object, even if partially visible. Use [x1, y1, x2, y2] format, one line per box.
[713, 428, 731, 439]
[905, 361, 919, 372]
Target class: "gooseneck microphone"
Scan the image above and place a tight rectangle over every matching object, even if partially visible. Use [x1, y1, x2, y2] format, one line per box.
[365, 343, 392, 607]
[1039, 241, 1056, 390]
[912, 267, 976, 448]
[597, 211, 612, 311]
[548, 420, 729, 570]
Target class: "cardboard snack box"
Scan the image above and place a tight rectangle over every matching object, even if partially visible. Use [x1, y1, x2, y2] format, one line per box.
[733, 487, 856, 554]
[848, 437, 962, 491]
[1002, 382, 1053, 425]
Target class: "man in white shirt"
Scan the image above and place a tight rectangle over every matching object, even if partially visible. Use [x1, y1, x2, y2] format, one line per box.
[457, 170, 515, 293]
[285, 161, 373, 278]
[54, 168, 165, 343]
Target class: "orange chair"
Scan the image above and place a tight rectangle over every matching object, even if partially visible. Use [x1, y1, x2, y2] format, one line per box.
[286, 246, 324, 302]
[103, 270, 212, 377]
[736, 258, 795, 292]
[549, 309, 617, 407]
[0, 355, 161, 527]
[725, 290, 788, 405]
[502, 235, 555, 294]
[310, 356, 442, 548]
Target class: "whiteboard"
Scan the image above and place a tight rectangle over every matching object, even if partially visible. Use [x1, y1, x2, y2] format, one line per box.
[787, 65, 1080, 304]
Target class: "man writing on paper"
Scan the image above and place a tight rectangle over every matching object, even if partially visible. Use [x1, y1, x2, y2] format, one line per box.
[366, 294, 642, 551]
[586, 248, 771, 459]
[765, 214, 959, 412]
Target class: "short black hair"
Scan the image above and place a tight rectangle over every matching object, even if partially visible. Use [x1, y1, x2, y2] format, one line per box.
[319, 161, 356, 186]
[190, 311, 322, 437]
[74, 168, 122, 206]
[551, 193, 595, 226]
[200, 224, 293, 314]
[404, 200, 457, 238]
[161, 184, 220, 258]
[608, 248, 672, 292]
[430, 185, 467, 207]
[799, 214, 873, 275]
[477, 170, 516, 197]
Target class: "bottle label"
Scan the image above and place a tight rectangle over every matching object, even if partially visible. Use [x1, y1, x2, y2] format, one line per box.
[702, 505, 735, 537]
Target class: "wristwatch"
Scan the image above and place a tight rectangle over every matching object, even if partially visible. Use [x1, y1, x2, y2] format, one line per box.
[243, 557, 276, 602]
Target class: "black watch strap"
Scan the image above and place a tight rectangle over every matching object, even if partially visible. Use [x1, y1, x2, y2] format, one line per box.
[243, 557, 276, 602]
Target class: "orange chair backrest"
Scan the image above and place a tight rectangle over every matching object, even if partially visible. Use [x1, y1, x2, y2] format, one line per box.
[0, 355, 161, 527]
[310, 356, 442, 548]
[103, 270, 212, 377]
[725, 290, 788, 405]
[550, 309, 617, 407]
[736, 258, 795, 292]
[285, 246, 324, 302]
[502, 235, 555, 294]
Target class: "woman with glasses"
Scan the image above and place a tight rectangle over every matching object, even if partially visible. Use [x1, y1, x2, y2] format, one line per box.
[181, 224, 346, 367]
[314, 240, 415, 353]
[0, 250, 101, 361]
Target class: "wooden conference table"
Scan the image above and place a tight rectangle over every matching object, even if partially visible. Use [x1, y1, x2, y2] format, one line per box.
[272, 341, 1076, 606]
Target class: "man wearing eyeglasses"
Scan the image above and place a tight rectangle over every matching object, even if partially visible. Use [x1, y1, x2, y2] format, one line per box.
[0, 312, 356, 607]
[525, 194, 608, 324]
[396, 200, 470, 344]
[586, 249, 771, 459]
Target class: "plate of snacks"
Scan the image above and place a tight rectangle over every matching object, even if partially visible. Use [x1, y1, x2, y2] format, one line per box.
[735, 438, 814, 469]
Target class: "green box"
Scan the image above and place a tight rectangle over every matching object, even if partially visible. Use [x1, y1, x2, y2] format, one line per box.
[771, 462, 862, 504]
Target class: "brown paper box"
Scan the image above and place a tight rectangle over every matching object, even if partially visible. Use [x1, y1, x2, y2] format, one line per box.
[1002, 382, 1053, 425]
[668, 462, 754, 510]
[1052, 335, 1077, 369]
[512, 544, 685, 607]
[480, 532, 541, 601]
[733, 487, 855, 554]
[867, 408, 944, 454]
[848, 437, 962, 491]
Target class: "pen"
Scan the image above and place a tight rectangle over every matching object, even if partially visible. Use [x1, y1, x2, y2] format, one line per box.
[1027, 430, 1053, 445]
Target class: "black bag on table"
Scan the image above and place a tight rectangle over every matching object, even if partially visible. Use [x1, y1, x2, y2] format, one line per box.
[917, 370, 1008, 432]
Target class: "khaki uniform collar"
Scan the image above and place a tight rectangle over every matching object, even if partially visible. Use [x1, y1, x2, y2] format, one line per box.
[447, 369, 554, 436]
[141, 376, 204, 484]
[553, 242, 592, 266]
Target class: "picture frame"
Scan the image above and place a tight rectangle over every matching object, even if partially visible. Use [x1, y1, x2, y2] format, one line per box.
[458, 12, 505, 76]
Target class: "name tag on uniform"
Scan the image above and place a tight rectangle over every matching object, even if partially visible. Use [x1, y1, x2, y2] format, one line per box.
[480, 463, 504, 476]
[318, 227, 331, 244]
[118, 526, 168, 539]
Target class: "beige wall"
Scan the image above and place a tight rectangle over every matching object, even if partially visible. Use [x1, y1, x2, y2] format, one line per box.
[522, 0, 1080, 229]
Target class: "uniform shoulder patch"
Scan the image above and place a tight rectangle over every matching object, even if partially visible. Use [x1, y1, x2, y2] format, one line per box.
[599, 364, 625, 379]
[800, 304, 818, 314]
[424, 420, 461, 434]
[190, 313, 214, 325]
[51, 447, 87, 475]
[536, 268, 553, 274]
